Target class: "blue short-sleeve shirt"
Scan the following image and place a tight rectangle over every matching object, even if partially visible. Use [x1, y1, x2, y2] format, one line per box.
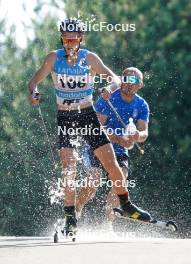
[95, 89, 149, 155]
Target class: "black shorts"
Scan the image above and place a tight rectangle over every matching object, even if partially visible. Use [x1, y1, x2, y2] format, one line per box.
[57, 106, 110, 150]
[83, 144, 129, 170]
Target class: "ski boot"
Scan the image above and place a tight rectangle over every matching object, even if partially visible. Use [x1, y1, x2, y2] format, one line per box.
[116, 195, 151, 222]
[62, 206, 77, 242]
[113, 195, 178, 233]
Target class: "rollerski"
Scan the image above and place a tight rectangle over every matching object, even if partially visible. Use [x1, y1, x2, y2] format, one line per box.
[113, 200, 177, 233]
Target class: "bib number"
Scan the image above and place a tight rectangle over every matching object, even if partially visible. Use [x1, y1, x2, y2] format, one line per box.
[60, 77, 86, 89]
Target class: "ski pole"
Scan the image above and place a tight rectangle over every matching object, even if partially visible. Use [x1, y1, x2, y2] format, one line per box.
[107, 100, 144, 155]
[38, 104, 58, 168]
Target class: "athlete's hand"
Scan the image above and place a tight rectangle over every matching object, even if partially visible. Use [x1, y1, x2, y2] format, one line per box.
[120, 130, 140, 149]
[119, 136, 134, 149]
[100, 87, 112, 100]
[109, 133, 134, 149]
[127, 130, 140, 142]
[30, 91, 40, 105]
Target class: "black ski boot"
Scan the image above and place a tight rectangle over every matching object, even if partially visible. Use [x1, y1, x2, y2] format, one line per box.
[118, 194, 151, 222]
[63, 206, 77, 240]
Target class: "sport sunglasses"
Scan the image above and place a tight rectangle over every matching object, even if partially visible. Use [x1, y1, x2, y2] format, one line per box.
[62, 38, 81, 44]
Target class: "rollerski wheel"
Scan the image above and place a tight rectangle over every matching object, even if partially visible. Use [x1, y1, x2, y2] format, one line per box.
[166, 221, 178, 232]
[54, 231, 59, 243]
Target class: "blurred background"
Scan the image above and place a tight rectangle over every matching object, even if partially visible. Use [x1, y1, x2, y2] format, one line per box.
[0, 0, 190, 237]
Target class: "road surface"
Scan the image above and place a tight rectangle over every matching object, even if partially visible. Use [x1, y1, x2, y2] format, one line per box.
[0, 235, 190, 264]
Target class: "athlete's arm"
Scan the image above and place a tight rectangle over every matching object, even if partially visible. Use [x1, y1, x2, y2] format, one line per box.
[97, 112, 133, 148]
[97, 112, 122, 144]
[130, 120, 148, 143]
[87, 52, 121, 92]
[28, 51, 56, 93]
[126, 120, 148, 144]
[97, 113, 108, 124]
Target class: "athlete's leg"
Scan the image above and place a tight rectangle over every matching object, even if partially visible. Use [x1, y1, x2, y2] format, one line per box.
[106, 167, 128, 221]
[76, 167, 101, 214]
[94, 143, 127, 195]
[59, 147, 78, 236]
[59, 147, 77, 206]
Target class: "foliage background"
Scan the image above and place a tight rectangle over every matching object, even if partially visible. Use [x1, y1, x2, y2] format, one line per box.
[0, 0, 190, 237]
